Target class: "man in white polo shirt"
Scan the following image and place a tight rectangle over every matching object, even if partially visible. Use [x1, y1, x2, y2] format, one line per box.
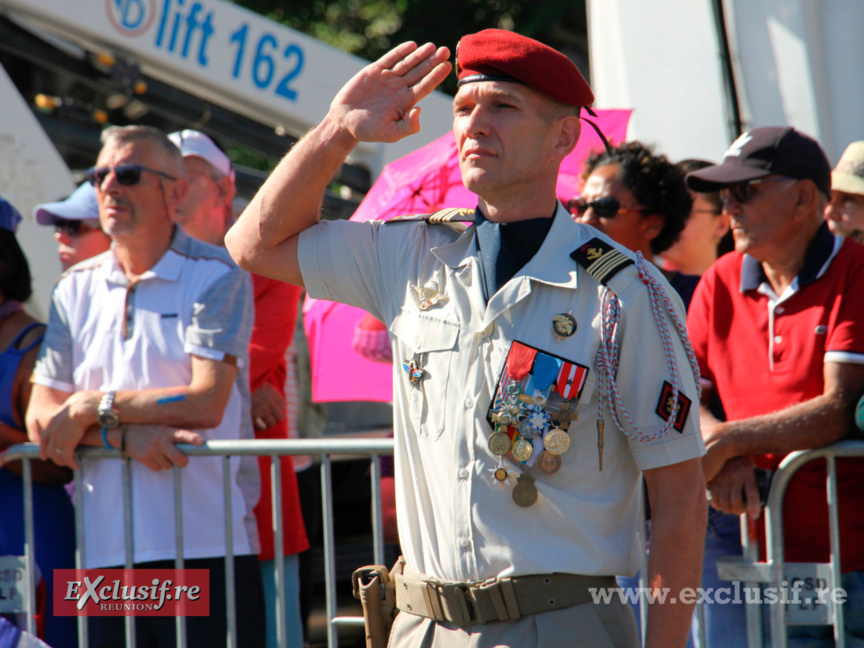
[26, 125, 265, 647]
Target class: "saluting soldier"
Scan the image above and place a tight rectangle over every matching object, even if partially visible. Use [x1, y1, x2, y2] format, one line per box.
[227, 29, 707, 648]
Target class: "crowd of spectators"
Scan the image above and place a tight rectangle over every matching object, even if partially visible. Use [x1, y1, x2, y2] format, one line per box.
[1, 107, 864, 648]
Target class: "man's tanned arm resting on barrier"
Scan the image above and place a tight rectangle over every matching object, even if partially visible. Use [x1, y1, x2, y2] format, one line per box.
[26, 354, 238, 470]
[700, 361, 864, 516]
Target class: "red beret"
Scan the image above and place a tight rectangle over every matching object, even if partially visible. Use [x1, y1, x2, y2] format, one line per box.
[456, 29, 594, 107]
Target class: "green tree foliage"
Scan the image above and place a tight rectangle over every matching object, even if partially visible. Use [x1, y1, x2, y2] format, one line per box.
[230, 0, 588, 95]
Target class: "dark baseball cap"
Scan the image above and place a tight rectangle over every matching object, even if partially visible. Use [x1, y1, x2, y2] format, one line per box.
[686, 126, 831, 197]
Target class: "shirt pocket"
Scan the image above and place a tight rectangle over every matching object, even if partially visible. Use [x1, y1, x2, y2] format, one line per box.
[390, 310, 460, 441]
[155, 312, 186, 360]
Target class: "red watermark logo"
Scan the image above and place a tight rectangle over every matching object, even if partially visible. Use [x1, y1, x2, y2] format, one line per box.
[54, 569, 209, 616]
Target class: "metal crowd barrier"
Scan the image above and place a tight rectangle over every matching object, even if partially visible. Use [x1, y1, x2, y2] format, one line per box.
[7, 438, 861, 647]
[0, 437, 394, 648]
[716, 439, 864, 648]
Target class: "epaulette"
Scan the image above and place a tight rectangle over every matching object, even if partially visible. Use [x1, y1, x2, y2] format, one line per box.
[570, 237, 634, 285]
[385, 208, 477, 226]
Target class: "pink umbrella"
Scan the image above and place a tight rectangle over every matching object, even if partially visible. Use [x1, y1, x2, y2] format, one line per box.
[305, 109, 632, 403]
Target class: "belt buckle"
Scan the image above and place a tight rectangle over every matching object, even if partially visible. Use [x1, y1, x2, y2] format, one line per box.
[437, 582, 476, 626]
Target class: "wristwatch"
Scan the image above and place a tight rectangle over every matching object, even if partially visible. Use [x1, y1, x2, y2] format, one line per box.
[97, 391, 121, 429]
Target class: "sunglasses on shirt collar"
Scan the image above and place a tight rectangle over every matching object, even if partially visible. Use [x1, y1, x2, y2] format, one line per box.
[86, 164, 177, 189]
[568, 196, 651, 219]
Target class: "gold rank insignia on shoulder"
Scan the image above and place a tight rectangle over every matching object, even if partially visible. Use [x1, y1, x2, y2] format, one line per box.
[570, 237, 634, 285]
[386, 208, 477, 225]
[428, 208, 476, 223]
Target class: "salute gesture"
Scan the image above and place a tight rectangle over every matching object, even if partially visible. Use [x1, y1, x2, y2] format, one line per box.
[225, 41, 451, 286]
[329, 42, 452, 145]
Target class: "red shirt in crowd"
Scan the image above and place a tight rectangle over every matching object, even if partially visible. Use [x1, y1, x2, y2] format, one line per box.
[688, 224, 864, 571]
[249, 274, 309, 560]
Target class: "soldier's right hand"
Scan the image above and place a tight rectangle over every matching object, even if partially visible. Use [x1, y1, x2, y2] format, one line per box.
[328, 41, 451, 145]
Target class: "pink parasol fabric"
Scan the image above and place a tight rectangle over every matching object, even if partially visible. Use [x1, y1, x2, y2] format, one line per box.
[304, 109, 632, 403]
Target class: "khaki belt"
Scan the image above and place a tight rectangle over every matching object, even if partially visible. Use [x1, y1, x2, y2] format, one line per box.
[394, 568, 617, 627]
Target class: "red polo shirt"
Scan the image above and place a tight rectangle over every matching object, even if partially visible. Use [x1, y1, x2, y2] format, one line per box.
[249, 274, 309, 561]
[688, 223, 864, 570]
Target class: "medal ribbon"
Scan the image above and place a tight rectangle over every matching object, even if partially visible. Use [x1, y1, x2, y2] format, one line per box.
[557, 362, 588, 400]
[532, 352, 562, 391]
[505, 342, 537, 380]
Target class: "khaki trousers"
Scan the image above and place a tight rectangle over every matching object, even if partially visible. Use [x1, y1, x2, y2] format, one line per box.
[387, 597, 639, 648]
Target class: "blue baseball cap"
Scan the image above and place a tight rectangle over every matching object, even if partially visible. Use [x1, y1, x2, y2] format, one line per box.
[33, 182, 100, 226]
[0, 196, 22, 233]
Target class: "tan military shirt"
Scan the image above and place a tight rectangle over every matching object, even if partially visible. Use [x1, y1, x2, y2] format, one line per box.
[299, 203, 704, 582]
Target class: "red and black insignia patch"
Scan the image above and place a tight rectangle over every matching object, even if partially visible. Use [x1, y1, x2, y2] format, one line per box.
[655, 381, 692, 433]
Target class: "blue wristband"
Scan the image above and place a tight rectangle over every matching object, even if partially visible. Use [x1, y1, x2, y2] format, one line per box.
[101, 426, 112, 450]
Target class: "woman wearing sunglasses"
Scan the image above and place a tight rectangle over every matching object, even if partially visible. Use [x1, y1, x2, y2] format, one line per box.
[572, 141, 699, 308]
[34, 182, 111, 271]
[661, 159, 734, 277]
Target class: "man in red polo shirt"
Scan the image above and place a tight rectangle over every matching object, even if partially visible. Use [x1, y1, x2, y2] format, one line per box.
[686, 126, 864, 646]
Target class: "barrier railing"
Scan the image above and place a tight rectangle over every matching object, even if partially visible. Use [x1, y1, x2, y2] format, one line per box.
[0, 437, 394, 648]
[716, 439, 864, 648]
[7, 438, 860, 647]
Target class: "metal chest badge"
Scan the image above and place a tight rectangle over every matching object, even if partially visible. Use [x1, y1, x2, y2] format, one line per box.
[512, 471, 538, 508]
[403, 355, 425, 385]
[551, 312, 577, 342]
[413, 280, 448, 311]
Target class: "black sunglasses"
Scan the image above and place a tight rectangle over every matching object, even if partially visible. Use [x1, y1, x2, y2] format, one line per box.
[721, 176, 795, 205]
[86, 164, 177, 189]
[54, 219, 98, 237]
[569, 196, 650, 219]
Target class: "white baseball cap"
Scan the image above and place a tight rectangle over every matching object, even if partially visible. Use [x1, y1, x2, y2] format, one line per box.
[168, 129, 235, 180]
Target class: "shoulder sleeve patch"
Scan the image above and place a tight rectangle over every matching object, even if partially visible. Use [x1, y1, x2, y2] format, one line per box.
[385, 208, 476, 225]
[655, 381, 692, 433]
[570, 237, 634, 285]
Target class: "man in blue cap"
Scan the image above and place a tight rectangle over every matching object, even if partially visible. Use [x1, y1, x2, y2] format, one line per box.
[34, 182, 110, 270]
[227, 30, 706, 648]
